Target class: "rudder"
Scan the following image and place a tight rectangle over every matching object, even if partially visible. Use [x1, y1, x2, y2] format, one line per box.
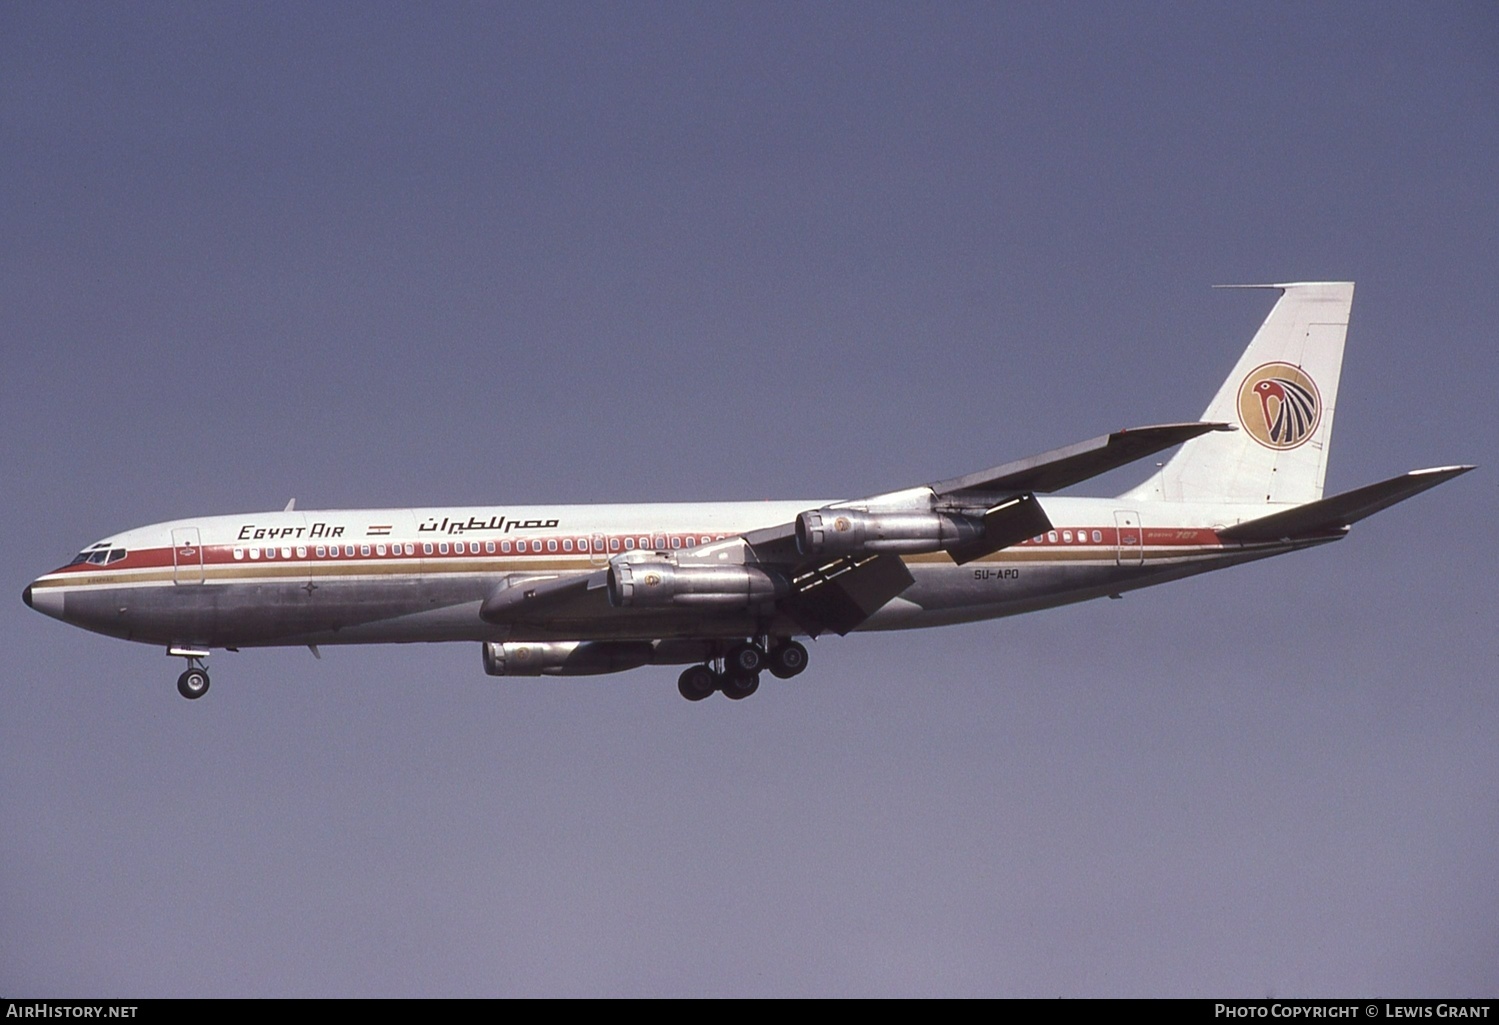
[1124, 282, 1353, 505]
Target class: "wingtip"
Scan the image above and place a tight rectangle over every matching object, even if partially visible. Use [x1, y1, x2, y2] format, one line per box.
[1211, 281, 1354, 291]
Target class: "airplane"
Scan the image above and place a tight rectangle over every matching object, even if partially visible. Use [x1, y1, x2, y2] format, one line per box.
[23, 282, 1472, 702]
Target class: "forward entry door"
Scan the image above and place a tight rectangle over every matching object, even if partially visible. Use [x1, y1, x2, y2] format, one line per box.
[172, 527, 205, 584]
[1113, 511, 1143, 567]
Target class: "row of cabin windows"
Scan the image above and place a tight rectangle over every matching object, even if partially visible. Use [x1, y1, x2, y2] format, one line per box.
[1027, 530, 1106, 545]
[230, 534, 728, 561]
[222, 530, 1124, 562]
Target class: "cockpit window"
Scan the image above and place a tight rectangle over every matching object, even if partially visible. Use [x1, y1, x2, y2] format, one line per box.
[68, 544, 126, 566]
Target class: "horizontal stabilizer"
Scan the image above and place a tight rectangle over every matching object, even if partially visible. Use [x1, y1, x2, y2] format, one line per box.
[931, 422, 1232, 497]
[1218, 466, 1474, 542]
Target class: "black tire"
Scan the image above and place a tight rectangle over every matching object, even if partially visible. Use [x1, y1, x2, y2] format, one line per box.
[177, 668, 210, 700]
[721, 672, 760, 701]
[725, 641, 767, 676]
[768, 640, 809, 679]
[677, 665, 716, 702]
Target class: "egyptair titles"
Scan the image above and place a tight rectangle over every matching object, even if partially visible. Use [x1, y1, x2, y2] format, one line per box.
[235, 514, 563, 542]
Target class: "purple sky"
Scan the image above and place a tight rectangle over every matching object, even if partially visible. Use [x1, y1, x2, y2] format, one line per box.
[3, 2, 1495, 997]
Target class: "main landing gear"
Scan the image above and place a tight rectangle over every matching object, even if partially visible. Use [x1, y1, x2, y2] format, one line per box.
[676, 639, 809, 702]
[170, 647, 211, 700]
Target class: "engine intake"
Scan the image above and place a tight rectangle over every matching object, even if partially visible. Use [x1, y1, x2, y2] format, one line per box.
[795, 508, 983, 557]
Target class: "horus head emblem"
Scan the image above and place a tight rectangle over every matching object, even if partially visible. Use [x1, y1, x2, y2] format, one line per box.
[1237, 363, 1321, 450]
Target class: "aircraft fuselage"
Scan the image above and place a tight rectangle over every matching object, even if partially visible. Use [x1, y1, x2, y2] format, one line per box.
[24, 496, 1329, 651]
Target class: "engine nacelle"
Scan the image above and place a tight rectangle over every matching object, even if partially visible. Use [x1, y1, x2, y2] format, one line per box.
[481, 640, 653, 677]
[795, 508, 983, 557]
[607, 561, 787, 608]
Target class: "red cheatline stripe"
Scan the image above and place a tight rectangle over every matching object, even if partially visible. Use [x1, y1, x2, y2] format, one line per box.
[47, 525, 1233, 576]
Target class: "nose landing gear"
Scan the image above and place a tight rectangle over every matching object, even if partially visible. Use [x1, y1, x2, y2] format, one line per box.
[170, 647, 211, 700]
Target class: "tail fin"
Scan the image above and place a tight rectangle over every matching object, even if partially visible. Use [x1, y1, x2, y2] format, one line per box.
[1123, 282, 1354, 505]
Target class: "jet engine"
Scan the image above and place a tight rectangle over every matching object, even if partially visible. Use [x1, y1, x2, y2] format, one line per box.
[795, 508, 983, 557]
[481, 640, 655, 677]
[606, 561, 787, 608]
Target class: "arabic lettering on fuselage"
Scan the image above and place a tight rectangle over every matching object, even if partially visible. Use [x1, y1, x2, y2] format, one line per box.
[417, 516, 561, 535]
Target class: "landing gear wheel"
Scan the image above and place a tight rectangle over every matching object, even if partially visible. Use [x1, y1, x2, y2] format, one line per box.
[768, 641, 809, 679]
[177, 668, 210, 700]
[721, 672, 760, 701]
[725, 641, 767, 677]
[677, 665, 717, 702]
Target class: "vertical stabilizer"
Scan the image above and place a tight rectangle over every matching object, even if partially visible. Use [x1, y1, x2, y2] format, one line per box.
[1124, 282, 1353, 505]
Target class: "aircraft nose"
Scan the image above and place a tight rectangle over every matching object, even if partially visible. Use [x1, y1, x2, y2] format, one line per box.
[23, 580, 64, 619]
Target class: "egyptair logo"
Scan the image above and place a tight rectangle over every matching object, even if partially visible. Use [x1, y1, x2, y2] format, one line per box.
[1237, 362, 1321, 450]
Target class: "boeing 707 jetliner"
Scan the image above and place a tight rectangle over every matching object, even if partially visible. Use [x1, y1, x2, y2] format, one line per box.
[24, 283, 1472, 701]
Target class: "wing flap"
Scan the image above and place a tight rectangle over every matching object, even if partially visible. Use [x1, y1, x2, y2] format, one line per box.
[780, 554, 915, 637]
[1218, 466, 1474, 542]
[946, 492, 1055, 565]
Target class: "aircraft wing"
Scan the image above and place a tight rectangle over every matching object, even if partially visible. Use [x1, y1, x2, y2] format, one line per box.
[734, 421, 1230, 635]
[481, 422, 1234, 638]
[926, 421, 1234, 497]
[1217, 465, 1475, 542]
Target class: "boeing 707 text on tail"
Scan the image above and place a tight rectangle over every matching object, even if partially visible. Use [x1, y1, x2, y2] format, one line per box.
[24, 283, 1472, 701]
